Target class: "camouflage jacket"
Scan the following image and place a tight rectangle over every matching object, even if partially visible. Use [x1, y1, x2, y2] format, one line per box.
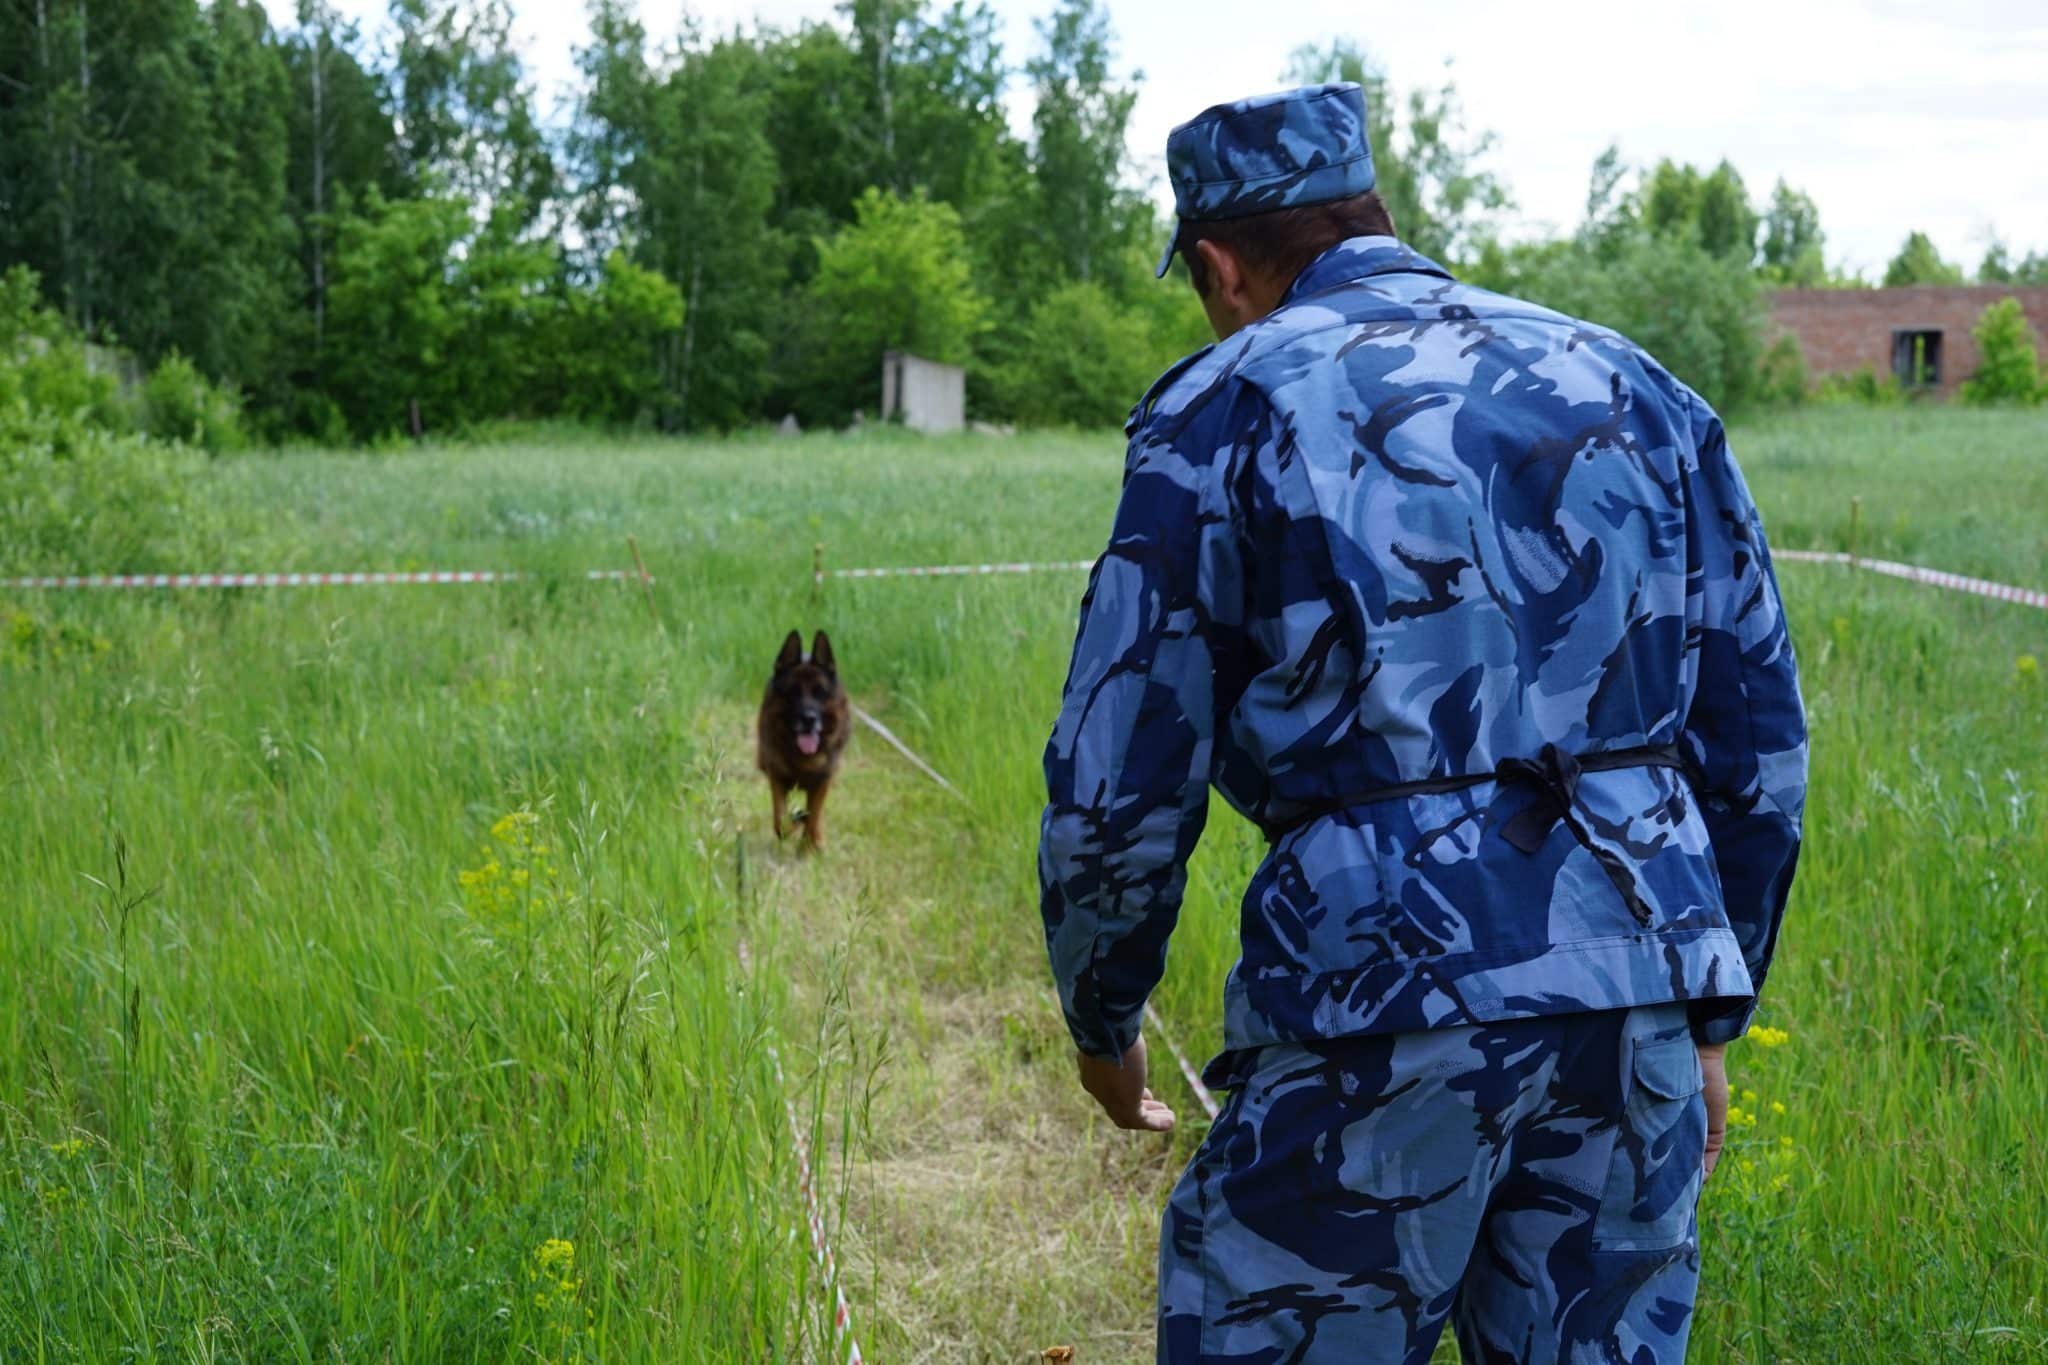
[1038, 237, 1807, 1072]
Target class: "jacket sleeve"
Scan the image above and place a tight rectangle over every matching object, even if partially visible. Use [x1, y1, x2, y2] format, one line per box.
[1679, 394, 1809, 1045]
[1038, 405, 1251, 1061]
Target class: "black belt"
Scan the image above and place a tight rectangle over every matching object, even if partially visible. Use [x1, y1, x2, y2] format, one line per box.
[1258, 743, 1696, 927]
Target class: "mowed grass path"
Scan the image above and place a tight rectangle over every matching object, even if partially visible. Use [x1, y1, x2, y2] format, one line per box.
[2, 408, 2044, 1360]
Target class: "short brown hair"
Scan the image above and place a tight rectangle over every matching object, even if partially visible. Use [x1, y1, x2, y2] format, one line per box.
[1179, 190, 1398, 296]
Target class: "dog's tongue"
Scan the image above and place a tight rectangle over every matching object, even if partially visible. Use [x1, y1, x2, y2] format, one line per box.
[797, 733, 821, 756]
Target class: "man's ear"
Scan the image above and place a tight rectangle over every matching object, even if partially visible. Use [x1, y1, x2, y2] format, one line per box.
[810, 630, 836, 675]
[1193, 239, 1244, 306]
[774, 630, 804, 673]
[1191, 237, 1264, 338]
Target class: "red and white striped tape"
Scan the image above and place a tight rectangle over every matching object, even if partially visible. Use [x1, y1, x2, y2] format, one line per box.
[1774, 550, 2048, 611]
[1, 570, 641, 590]
[826, 551, 2047, 613]
[825, 559, 1096, 583]
[737, 940, 864, 1365]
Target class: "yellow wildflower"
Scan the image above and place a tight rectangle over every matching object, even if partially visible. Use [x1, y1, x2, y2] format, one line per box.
[2019, 655, 2039, 683]
[492, 811, 542, 846]
[47, 1138, 86, 1160]
[1770, 1100, 1787, 1117]
[530, 1238, 582, 1317]
[1741, 1088, 1758, 1107]
[1751, 1025, 1790, 1049]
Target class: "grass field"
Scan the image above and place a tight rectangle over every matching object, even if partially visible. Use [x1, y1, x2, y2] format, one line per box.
[3, 406, 2045, 1361]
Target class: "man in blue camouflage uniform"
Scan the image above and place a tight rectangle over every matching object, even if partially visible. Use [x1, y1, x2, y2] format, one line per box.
[1038, 82, 1806, 1362]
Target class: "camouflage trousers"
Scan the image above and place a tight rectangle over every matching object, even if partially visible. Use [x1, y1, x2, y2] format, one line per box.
[1159, 1004, 1706, 1363]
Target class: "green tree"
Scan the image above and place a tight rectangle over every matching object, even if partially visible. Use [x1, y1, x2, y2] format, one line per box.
[566, 0, 650, 267]
[1637, 160, 1700, 244]
[1028, 0, 1145, 284]
[1978, 240, 2048, 286]
[571, 18, 784, 428]
[0, 0, 296, 395]
[283, 1, 399, 383]
[1759, 180, 1827, 287]
[1637, 158, 1756, 263]
[1694, 162, 1757, 263]
[1481, 156, 1767, 415]
[1959, 298, 2044, 405]
[1282, 41, 1508, 267]
[757, 22, 870, 254]
[388, 0, 553, 223]
[176, 0, 297, 398]
[1566, 233, 1762, 410]
[799, 187, 988, 424]
[637, 31, 784, 429]
[321, 189, 471, 436]
[1883, 231, 1965, 287]
[840, 0, 1009, 205]
[554, 253, 687, 423]
[986, 274, 1206, 427]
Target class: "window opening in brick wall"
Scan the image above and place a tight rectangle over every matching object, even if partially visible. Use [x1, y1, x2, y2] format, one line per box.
[1892, 328, 1943, 387]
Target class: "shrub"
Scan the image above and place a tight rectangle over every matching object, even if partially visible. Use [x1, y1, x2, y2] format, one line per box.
[1959, 298, 2045, 406]
[141, 351, 248, 453]
[0, 266, 130, 430]
[985, 281, 1185, 428]
[554, 253, 686, 426]
[1491, 231, 1766, 413]
[1, 266, 224, 575]
[796, 188, 989, 427]
[1755, 334, 1810, 407]
[1814, 366, 1905, 407]
[0, 401, 221, 577]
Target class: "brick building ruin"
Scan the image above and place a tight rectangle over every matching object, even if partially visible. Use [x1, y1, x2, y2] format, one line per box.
[1767, 285, 2048, 399]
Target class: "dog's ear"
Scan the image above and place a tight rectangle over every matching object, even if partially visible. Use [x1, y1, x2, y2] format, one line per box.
[810, 630, 836, 675]
[774, 630, 804, 673]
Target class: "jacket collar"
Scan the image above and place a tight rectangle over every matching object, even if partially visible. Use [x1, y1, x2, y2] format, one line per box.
[1280, 235, 1455, 306]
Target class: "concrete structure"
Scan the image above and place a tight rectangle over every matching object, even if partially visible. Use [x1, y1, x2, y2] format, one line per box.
[881, 350, 965, 433]
[1767, 285, 2048, 399]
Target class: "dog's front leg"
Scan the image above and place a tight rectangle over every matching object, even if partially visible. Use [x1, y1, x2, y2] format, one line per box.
[769, 777, 791, 840]
[802, 780, 830, 852]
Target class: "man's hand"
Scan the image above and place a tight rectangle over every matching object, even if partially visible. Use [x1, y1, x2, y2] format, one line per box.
[1077, 1036, 1176, 1132]
[1699, 1041, 1728, 1180]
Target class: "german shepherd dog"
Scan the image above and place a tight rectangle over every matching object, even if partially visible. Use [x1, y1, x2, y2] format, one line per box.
[756, 630, 849, 850]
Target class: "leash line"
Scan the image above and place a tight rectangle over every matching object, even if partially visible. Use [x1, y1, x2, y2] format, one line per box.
[840, 705, 1221, 1127]
[850, 704, 967, 802]
[1145, 1003, 1221, 1123]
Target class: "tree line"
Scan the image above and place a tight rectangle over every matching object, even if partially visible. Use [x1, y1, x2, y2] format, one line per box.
[2, 1, 2042, 442]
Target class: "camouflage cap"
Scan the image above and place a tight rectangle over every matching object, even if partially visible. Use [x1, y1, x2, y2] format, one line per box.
[1156, 82, 1376, 278]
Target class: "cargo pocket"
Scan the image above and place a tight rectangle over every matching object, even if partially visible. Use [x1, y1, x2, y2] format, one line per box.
[1592, 1034, 1706, 1252]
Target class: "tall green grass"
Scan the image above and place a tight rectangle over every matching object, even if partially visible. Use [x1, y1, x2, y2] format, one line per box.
[3, 409, 2044, 1359]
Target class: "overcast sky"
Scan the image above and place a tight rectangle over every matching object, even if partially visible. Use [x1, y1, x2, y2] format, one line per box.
[269, 0, 2048, 277]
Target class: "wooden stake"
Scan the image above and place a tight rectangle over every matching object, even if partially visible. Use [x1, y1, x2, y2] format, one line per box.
[1848, 496, 1863, 572]
[811, 542, 824, 611]
[627, 535, 662, 630]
